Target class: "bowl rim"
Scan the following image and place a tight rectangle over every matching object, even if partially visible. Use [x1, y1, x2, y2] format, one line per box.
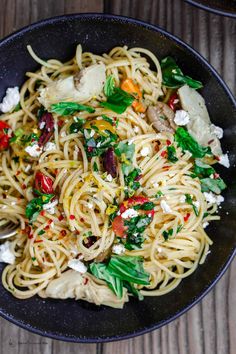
[184, 0, 236, 18]
[0, 12, 235, 343]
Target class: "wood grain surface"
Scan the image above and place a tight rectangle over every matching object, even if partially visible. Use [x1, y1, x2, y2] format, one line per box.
[0, 1, 235, 353]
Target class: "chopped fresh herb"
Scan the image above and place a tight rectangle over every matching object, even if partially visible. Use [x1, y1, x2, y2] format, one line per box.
[124, 168, 141, 197]
[185, 194, 199, 216]
[38, 230, 45, 235]
[163, 228, 173, 241]
[84, 128, 117, 158]
[51, 102, 95, 116]
[101, 114, 114, 125]
[175, 127, 212, 158]
[32, 257, 36, 261]
[123, 281, 144, 300]
[12, 156, 20, 163]
[37, 106, 46, 119]
[13, 102, 21, 112]
[155, 191, 164, 199]
[90, 262, 123, 298]
[177, 224, 183, 233]
[93, 162, 99, 172]
[161, 56, 203, 89]
[200, 177, 226, 195]
[69, 118, 85, 133]
[167, 145, 178, 163]
[101, 76, 134, 114]
[26, 193, 54, 221]
[140, 202, 155, 210]
[124, 214, 152, 250]
[10, 129, 39, 145]
[107, 255, 150, 285]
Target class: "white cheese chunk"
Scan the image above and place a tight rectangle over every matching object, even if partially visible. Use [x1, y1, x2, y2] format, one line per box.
[112, 244, 125, 255]
[218, 154, 230, 168]
[106, 174, 113, 182]
[203, 221, 209, 229]
[121, 208, 139, 219]
[68, 259, 87, 273]
[0, 241, 15, 264]
[43, 199, 58, 214]
[160, 200, 172, 213]
[174, 110, 190, 126]
[179, 195, 186, 203]
[0, 87, 20, 113]
[44, 142, 57, 152]
[140, 146, 150, 157]
[25, 143, 43, 157]
[204, 192, 224, 205]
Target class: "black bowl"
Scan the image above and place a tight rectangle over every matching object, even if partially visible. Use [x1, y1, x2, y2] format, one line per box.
[185, 0, 236, 17]
[0, 14, 235, 343]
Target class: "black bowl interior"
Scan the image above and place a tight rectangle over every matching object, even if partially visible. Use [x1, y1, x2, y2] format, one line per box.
[0, 14, 235, 343]
[185, 0, 236, 17]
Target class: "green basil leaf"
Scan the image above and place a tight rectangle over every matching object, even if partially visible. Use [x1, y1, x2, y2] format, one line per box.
[107, 255, 150, 285]
[167, 145, 178, 163]
[163, 228, 174, 241]
[25, 194, 54, 221]
[89, 262, 123, 298]
[123, 281, 144, 301]
[104, 75, 115, 97]
[141, 202, 155, 210]
[200, 178, 227, 195]
[115, 141, 134, 160]
[175, 127, 212, 158]
[51, 102, 95, 116]
[161, 57, 203, 89]
[185, 194, 199, 216]
[101, 87, 134, 114]
[69, 118, 85, 133]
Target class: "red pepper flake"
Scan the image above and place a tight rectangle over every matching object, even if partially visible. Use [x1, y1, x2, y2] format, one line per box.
[87, 146, 94, 153]
[161, 150, 167, 158]
[215, 156, 220, 161]
[35, 240, 43, 243]
[184, 213, 190, 222]
[28, 234, 33, 239]
[70, 214, 75, 220]
[16, 170, 21, 176]
[58, 120, 64, 127]
[76, 230, 80, 235]
[40, 210, 45, 216]
[80, 217, 84, 222]
[166, 140, 171, 146]
[163, 165, 170, 170]
[22, 184, 26, 190]
[83, 278, 88, 285]
[58, 214, 64, 221]
[47, 219, 53, 224]
[44, 225, 50, 230]
[214, 173, 220, 179]
[60, 230, 67, 237]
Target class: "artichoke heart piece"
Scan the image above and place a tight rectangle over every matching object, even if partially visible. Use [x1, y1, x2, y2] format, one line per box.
[38, 63, 106, 109]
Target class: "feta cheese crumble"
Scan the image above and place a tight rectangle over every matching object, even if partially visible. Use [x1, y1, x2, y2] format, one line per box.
[44, 142, 57, 152]
[25, 143, 43, 157]
[218, 154, 230, 168]
[60, 131, 66, 138]
[210, 124, 223, 139]
[174, 110, 190, 126]
[133, 126, 139, 133]
[203, 221, 209, 229]
[204, 192, 224, 205]
[0, 241, 15, 264]
[140, 146, 150, 157]
[179, 195, 186, 203]
[112, 244, 125, 255]
[121, 208, 139, 219]
[160, 200, 172, 213]
[0, 87, 20, 113]
[24, 164, 31, 172]
[106, 174, 113, 182]
[39, 121, 46, 130]
[68, 259, 87, 273]
[43, 199, 58, 214]
[86, 202, 93, 209]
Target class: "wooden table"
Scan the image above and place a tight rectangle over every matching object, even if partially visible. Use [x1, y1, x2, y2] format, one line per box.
[0, 1, 235, 353]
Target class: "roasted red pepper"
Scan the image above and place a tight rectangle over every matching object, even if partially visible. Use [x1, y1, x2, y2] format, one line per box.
[0, 121, 12, 151]
[35, 172, 54, 194]
[167, 92, 179, 112]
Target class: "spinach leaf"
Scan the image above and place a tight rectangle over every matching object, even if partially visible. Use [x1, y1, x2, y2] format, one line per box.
[175, 127, 212, 158]
[10, 129, 39, 145]
[123, 281, 144, 301]
[115, 141, 134, 167]
[167, 145, 178, 163]
[104, 75, 115, 97]
[124, 168, 141, 197]
[124, 214, 152, 250]
[101, 78, 134, 114]
[25, 193, 54, 221]
[194, 159, 215, 178]
[51, 102, 95, 115]
[107, 255, 150, 285]
[200, 178, 227, 195]
[185, 194, 199, 216]
[161, 57, 203, 89]
[163, 228, 173, 241]
[90, 262, 123, 298]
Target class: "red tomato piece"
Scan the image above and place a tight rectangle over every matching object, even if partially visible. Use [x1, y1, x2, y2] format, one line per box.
[112, 216, 127, 238]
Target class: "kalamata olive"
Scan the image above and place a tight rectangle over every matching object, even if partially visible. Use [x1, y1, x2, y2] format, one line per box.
[38, 112, 54, 147]
[83, 236, 98, 248]
[103, 147, 117, 178]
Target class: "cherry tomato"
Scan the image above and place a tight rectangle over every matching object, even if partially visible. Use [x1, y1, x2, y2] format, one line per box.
[0, 121, 12, 151]
[167, 92, 179, 112]
[35, 172, 54, 194]
[112, 216, 127, 238]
